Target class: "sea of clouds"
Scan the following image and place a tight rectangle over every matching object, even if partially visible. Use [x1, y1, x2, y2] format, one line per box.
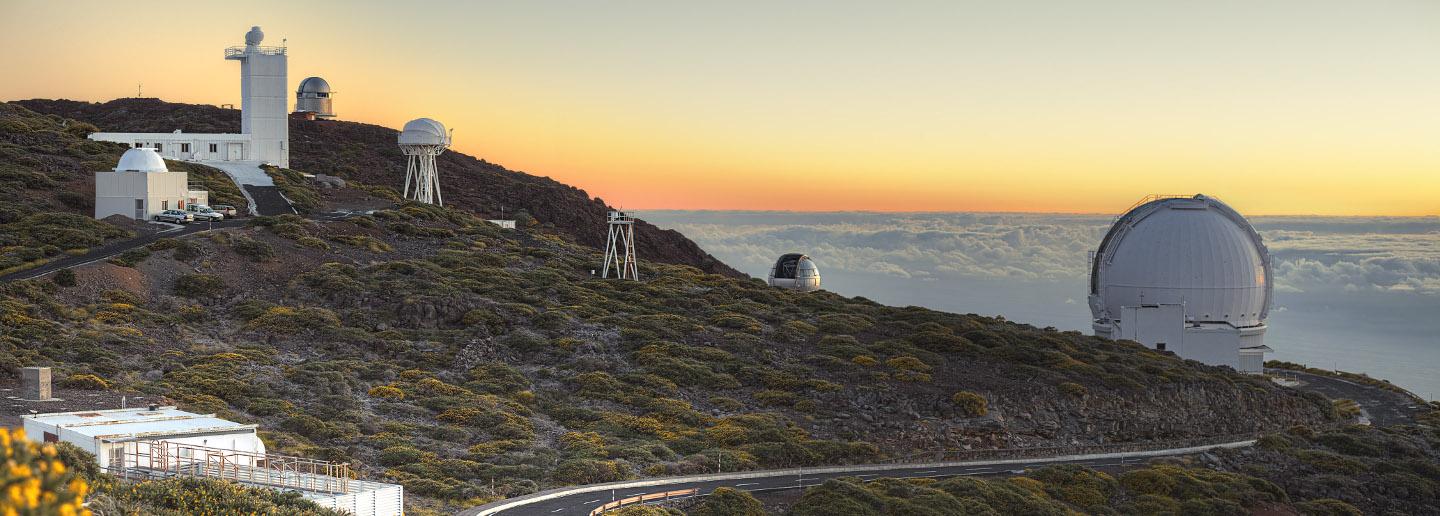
[647, 211, 1440, 296]
[646, 210, 1440, 398]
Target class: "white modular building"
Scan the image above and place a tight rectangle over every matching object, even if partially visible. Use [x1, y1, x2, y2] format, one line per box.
[95, 148, 208, 220]
[21, 406, 264, 472]
[90, 26, 289, 168]
[769, 253, 822, 291]
[1088, 194, 1273, 373]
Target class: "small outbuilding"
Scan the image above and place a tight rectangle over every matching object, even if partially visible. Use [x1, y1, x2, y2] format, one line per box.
[95, 148, 208, 221]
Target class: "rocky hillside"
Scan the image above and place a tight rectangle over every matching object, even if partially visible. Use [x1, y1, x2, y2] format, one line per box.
[14, 98, 739, 278]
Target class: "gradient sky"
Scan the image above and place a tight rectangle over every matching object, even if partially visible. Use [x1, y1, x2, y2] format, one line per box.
[2, 0, 1438, 215]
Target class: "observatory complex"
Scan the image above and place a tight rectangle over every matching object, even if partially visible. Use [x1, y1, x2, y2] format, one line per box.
[769, 253, 822, 291]
[89, 26, 290, 167]
[1088, 194, 1273, 373]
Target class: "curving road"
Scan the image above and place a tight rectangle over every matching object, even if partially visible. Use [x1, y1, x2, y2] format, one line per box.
[461, 440, 1255, 516]
[0, 219, 246, 282]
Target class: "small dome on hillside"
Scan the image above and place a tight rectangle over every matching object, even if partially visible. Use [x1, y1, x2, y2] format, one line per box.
[114, 148, 167, 173]
[769, 253, 822, 291]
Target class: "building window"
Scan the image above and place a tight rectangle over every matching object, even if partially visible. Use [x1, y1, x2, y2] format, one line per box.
[43, 432, 58, 443]
[180, 143, 190, 153]
[209, 143, 218, 153]
[134, 142, 143, 148]
[154, 143, 163, 152]
[161, 200, 168, 210]
[1156, 342, 1167, 351]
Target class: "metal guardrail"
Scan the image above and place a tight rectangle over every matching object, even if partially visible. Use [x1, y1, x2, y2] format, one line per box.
[590, 488, 698, 516]
[107, 439, 351, 494]
[881, 431, 1268, 465]
[225, 46, 286, 58]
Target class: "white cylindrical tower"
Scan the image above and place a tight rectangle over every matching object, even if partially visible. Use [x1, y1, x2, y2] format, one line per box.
[769, 254, 822, 291]
[1088, 194, 1273, 372]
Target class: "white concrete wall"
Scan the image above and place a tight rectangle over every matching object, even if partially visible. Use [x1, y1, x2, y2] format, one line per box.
[1181, 325, 1242, 370]
[314, 483, 404, 516]
[1117, 304, 1186, 354]
[90, 133, 251, 162]
[95, 170, 191, 220]
[240, 51, 288, 168]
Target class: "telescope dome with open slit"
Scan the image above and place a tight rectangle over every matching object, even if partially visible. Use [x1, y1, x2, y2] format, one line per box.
[768, 253, 822, 291]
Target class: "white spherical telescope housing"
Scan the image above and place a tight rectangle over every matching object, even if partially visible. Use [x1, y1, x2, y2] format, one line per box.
[769, 253, 822, 291]
[1088, 194, 1273, 372]
[398, 118, 451, 205]
[114, 148, 168, 173]
[295, 77, 334, 119]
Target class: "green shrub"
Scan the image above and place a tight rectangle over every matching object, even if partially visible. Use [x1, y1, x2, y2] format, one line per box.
[690, 487, 766, 516]
[379, 445, 427, 466]
[173, 274, 226, 298]
[59, 373, 109, 390]
[51, 268, 76, 287]
[231, 235, 274, 261]
[951, 391, 988, 417]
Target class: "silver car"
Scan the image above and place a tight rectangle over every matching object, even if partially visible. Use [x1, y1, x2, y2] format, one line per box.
[154, 210, 193, 224]
[187, 205, 224, 222]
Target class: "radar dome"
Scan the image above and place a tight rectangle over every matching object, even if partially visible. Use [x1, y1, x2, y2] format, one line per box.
[245, 26, 265, 46]
[114, 148, 168, 173]
[399, 118, 448, 146]
[1090, 194, 1272, 328]
[769, 253, 822, 291]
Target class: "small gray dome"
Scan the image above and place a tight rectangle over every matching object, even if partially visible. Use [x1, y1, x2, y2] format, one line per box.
[769, 253, 822, 291]
[298, 77, 331, 94]
[399, 118, 448, 146]
[245, 26, 264, 46]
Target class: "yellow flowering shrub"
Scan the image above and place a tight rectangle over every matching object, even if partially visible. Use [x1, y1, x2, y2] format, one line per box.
[0, 428, 90, 516]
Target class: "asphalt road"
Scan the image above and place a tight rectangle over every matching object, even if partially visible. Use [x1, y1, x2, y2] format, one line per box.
[468, 454, 1189, 516]
[1267, 368, 1427, 427]
[0, 219, 246, 282]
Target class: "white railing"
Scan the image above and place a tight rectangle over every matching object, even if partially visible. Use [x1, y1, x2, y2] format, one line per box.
[106, 439, 350, 494]
[225, 46, 286, 58]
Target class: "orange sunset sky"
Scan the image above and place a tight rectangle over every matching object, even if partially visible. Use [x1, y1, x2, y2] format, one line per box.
[2, 0, 1438, 216]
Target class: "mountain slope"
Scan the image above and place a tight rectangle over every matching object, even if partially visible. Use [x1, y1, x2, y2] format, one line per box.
[15, 98, 740, 278]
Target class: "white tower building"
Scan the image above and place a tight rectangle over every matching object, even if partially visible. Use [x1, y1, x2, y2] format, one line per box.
[1088, 194, 1273, 373]
[89, 26, 290, 168]
[602, 211, 639, 280]
[398, 118, 451, 205]
[228, 26, 289, 168]
[768, 254, 822, 291]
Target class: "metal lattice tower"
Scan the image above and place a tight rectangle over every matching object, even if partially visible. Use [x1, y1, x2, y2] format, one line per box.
[602, 211, 638, 280]
[398, 118, 451, 205]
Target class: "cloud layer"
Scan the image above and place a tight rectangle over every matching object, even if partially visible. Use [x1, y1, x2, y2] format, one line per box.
[646, 211, 1440, 295]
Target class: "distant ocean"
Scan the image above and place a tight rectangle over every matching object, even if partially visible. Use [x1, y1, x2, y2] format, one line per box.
[647, 211, 1440, 401]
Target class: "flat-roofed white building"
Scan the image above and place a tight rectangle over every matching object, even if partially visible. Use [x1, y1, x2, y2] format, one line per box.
[95, 148, 208, 221]
[21, 406, 264, 472]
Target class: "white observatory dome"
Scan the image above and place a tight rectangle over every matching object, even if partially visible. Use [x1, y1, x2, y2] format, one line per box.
[114, 148, 168, 173]
[398, 118, 448, 146]
[769, 253, 822, 291]
[245, 26, 265, 46]
[297, 77, 331, 94]
[1089, 195, 1271, 329]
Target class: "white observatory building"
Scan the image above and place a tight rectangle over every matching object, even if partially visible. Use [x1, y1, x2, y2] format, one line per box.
[95, 148, 208, 221]
[89, 26, 289, 168]
[399, 118, 451, 205]
[295, 77, 335, 119]
[769, 253, 822, 291]
[1088, 194, 1273, 373]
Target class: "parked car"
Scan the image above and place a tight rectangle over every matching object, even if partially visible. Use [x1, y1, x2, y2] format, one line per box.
[187, 204, 225, 222]
[153, 210, 193, 224]
[210, 204, 239, 217]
